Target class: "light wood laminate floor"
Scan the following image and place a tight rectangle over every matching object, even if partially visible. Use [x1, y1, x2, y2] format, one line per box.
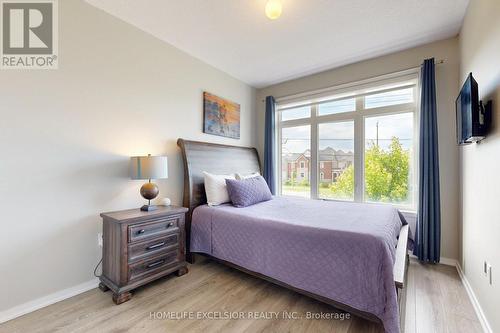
[1, 258, 482, 333]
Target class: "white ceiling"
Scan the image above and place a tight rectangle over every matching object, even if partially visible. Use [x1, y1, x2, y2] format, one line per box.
[86, 0, 469, 88]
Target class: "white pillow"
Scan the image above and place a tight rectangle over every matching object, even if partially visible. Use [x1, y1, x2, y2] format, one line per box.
[235, 172, 261, 180]
[203, 171, 236, 206]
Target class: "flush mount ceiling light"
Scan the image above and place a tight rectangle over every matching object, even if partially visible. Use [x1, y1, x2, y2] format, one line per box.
[265, 0, 282, 20]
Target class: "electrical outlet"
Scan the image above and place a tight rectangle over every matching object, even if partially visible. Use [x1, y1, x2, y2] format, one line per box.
[484, 261, 488, 275]
[97, 233, 103, 247]
[487, 264, 492, 285]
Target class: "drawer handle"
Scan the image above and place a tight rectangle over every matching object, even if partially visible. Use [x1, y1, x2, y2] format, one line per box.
[147, 260, 165, 269]
[137, 229, 146, 235]
[167, 222, 174, 228]
[146, 242, 165, 250]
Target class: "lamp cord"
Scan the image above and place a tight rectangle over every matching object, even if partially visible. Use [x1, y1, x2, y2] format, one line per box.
[93, 257, 103, 278]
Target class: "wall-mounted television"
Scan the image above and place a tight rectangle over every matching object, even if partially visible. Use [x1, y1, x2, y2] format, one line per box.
[456, 73, 492, 145]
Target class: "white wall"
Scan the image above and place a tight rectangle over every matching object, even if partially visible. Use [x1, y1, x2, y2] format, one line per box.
[256, 38, 460, 261]
[0, 0, 256, 313]
[459, 1, 500, 331]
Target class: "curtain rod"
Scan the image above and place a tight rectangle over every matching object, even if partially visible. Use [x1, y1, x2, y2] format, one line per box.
[261, 59, 446, 103]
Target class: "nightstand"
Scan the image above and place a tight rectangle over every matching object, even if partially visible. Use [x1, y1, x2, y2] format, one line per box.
[99, 205, 189, 304]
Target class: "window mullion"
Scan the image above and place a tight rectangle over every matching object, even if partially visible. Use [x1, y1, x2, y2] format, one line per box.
[276, 112, 282, 196]
[310, 105, 319, 200]
[354, 97, 364, 203]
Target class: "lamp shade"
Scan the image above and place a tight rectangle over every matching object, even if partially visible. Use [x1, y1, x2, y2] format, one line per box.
[130, 155, 168, 180]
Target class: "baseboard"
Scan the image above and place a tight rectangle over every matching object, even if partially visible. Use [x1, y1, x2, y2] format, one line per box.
[439, 256, 457, 266]
[455, 262, 493, 333]
[408, 254, 457, 266]
[0, 278, 99, 324]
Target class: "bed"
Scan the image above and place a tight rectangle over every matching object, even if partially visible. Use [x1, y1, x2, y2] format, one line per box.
[177, 138, 409, 333]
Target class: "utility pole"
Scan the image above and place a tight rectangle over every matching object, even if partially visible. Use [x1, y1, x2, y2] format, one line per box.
[376, 121, 379, 147]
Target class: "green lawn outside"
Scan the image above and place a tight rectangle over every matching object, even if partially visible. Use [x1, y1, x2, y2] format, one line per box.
[282, 185, 353, 200]
[281, 185, 411, 207]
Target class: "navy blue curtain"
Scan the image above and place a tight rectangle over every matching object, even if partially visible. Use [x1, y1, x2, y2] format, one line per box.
[263, 96, 276, 194]
[414, 58, 441, 263]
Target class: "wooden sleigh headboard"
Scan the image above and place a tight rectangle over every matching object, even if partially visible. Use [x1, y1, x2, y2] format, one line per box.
[177, 139, 261, 262]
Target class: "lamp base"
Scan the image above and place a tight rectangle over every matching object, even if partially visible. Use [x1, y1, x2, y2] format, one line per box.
[140, 205, 158, 212]
[139, 181, 160, 212]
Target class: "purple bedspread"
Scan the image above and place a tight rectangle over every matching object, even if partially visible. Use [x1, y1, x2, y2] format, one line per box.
[191, 196, 406, 333]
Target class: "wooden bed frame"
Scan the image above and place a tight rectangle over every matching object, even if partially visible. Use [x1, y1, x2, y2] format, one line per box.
[177, 138, 409, 328]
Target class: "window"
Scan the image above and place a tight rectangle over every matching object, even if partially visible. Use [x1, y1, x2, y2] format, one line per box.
[318, 121, 354, 200]
[281, 106, 310, 121]
[364, 113, 414, 206]
[281, 125, 311, 198]
[318, 98, 356, 116]
[365, 87, 413, 109]
[277, 74, 418, 210]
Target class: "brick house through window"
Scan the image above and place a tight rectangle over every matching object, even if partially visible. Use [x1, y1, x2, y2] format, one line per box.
[282, 147, 353, 184]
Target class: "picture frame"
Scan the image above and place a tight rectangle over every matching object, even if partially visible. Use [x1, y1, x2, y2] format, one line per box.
[203, 92, 240, 139]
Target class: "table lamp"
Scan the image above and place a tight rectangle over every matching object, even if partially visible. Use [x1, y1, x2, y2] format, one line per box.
[130, 154, 168, 211]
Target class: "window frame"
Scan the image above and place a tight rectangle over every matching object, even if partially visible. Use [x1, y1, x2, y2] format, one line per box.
[276, 72, 420, 211]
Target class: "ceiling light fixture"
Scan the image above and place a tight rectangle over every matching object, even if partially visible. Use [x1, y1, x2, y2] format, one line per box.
[265, 0, 282, 20]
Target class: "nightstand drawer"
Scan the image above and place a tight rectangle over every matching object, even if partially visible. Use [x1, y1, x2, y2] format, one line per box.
[128, 216, 179, 243]
[128, 250, 180, 282]
[128, 234, 179, 263]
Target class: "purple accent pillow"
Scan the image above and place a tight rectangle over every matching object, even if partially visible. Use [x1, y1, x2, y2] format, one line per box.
[225, 176, 272, 207]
